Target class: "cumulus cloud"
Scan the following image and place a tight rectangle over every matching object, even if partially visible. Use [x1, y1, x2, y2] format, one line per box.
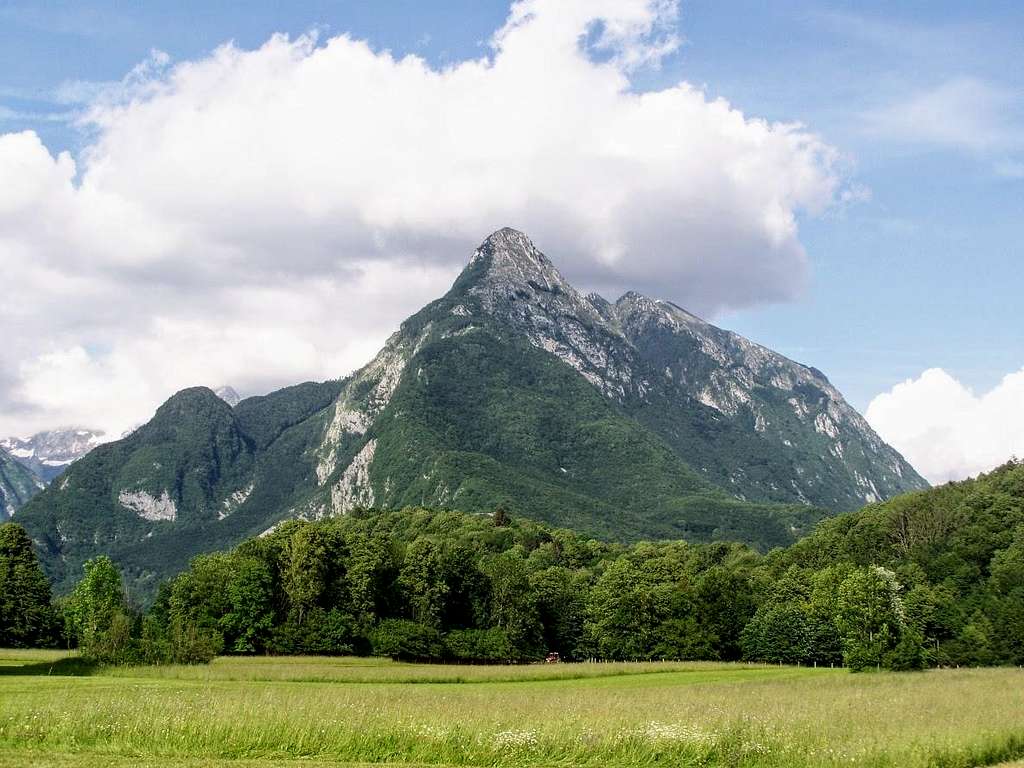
[866, 368, 1024, 484]
[0, 0, 846, 439]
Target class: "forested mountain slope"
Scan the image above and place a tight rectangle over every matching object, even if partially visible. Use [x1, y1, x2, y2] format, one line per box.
[18, 382, 344, 595]
[747, 459, 1024, 666]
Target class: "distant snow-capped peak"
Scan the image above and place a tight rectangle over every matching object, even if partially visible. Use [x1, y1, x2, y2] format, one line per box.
[214, 386, 241, 407]
[0, 428, 105, 483]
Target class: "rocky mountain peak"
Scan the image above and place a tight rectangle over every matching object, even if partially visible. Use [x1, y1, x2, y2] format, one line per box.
[450, 232, 925, 506]
[452, 229, 609, 334]
[474, 226, 546, 261]
[467, 227, 567, 290]
[446, 229, 636, 399]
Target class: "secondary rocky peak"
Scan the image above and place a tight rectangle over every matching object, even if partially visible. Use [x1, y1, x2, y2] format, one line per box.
[614, 291, 707, 331]
[614, 291, 659, 320]
[585, 292, 618, 325]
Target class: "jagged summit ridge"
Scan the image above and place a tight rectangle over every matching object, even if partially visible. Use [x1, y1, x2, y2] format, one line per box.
[465, 229, 712, 355]
[466, 229, 706, 335]
[471, 227, 553, 269]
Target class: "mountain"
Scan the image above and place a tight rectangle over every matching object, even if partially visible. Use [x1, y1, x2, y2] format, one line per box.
[0, 447, 44, 519]
[1, 429, 105, 483]
[18, 382, 345, 594]
[430, 229, 925, 509]
[16, 228, 925, 595]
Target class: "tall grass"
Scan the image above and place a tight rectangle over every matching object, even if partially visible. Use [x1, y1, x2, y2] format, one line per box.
[1, 651, 1022, 767]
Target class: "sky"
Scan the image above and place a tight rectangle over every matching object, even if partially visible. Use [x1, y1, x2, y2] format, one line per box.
[0, 0, 1021, 484]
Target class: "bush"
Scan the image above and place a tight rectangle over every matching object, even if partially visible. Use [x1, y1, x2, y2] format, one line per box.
[137, 615, 173, 665]
[886, 628, 927, 671]
[64, 556, 136, 664]
[443, 628, 513, 662]
[85, 610, 139, 665]
[269, 608, 356, 655]
[370, 619, 442, 661]
[170, 620, 223, 664]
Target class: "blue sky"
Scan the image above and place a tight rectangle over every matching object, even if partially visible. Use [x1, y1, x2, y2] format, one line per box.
[0, 0, 1021, 480]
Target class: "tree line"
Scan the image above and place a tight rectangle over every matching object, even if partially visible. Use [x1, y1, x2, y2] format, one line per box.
[2, 460, 1022, 670]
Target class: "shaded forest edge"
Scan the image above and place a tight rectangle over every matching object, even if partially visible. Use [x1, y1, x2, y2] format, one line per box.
[2, 459, 1021, 672]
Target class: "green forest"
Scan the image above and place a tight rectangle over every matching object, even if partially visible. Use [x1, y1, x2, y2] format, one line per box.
[3, 460, 1022, 671]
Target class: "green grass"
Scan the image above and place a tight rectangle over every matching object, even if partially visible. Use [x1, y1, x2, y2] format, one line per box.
[1, 650, 1023, 767]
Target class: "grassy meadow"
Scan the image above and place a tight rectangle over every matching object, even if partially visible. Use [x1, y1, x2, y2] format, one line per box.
[1, 649, 1023, 768]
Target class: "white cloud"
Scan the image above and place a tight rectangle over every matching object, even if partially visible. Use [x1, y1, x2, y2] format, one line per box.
[0, 0, 846, 439]
[866, 368, 1024, 484]
[863, 76, 1022, 152]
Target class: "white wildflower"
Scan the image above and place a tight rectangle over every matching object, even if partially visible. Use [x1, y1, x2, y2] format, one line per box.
[492, 729, 539, 751]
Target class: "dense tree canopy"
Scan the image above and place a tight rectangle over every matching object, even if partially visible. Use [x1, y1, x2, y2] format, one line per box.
[122, 461, 1024, 668]
[761, 458, 1024, 667]
[7, 460, 1024, 670]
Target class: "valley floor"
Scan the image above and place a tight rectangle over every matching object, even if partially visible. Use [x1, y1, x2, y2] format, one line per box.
[1, 650, 1023, 767]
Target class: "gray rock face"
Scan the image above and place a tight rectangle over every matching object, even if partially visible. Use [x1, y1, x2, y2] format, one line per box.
[0, 429, 104, 484]
[463, 228, 638, 399]
[613, 293, 925, 506]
